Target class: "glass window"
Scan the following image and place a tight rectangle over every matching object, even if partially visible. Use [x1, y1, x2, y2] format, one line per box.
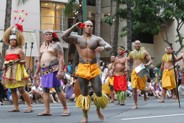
[41, 1, 65, 31]
[132, 33, 153, 44]
[87, 0, 96, 6]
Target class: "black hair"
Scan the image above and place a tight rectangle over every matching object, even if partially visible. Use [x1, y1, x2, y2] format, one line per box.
[53, 37, 60, 42]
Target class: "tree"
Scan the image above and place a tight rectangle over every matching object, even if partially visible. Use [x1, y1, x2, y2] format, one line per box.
[171, 0, 184, 54]
[132, 0, 184, 55]
[112, 0, 120, 55]
[95, 0, 101, 64]
[103, 0, 133, 54]
[95, 0, 101, 36]
[64, 0, 83, 73]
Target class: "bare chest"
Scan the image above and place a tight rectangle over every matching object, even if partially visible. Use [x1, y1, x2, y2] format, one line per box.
[40, 44, 57, 55]
[77, 37, 99, 50]
[115, 57, 126, 65]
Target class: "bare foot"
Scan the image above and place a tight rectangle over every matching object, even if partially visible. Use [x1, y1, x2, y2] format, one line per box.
[131, 105, 138, 109]
[120, 101, 125, 106]
[80, 117, 88, 123]
[158, 100, 165, 103]
[172, 95, 176, 99]
[175, 99, 179, 103]
[96, 110, 104, 121]
[109, 100, 114, 103]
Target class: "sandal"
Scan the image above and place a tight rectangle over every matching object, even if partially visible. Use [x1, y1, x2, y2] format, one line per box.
[61, 112, 70, 116]
[8, 109, 20, 112]
[158, 100, 165, 103]
[37, 112, 52, 116]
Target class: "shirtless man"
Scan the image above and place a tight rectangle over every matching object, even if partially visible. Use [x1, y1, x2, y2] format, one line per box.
[105, 55, 116, 103]
[159, 46, 178, 102]
[128, 40, 152, 109]
[34, 30, 69, 116]
[113, 46, 128, 105]
[62, 20, 111, 123]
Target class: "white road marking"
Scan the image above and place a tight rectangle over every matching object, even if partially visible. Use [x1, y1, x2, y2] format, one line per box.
[121, 113, 184, 121]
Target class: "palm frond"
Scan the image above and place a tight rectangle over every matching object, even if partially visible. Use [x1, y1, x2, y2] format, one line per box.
[64, 0, 80, 17]
[18, 0, 28, 5]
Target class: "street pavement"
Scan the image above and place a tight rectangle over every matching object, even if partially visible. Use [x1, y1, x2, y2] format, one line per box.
[1, 96, 184, 123]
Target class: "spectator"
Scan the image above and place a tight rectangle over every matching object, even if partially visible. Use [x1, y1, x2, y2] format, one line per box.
[29, 78, 43, 103]
[67, 61, 72, 75]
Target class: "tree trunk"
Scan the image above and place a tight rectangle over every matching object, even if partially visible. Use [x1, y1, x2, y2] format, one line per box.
[112, 1, 120, 55]
[95, 0, 101, 36]
[2, 0, 12, 62]
[71, 0, 83, 74]
[95, 0, 101, 64]
[110, 0, 113, 45]
[126, 1, 132, 52]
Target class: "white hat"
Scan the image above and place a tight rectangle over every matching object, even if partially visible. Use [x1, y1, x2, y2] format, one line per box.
[43, 30, 53, 35]
[9, 35, 17, 40]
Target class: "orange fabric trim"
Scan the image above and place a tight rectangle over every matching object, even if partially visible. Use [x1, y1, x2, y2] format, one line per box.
[75, 63, 102, 80]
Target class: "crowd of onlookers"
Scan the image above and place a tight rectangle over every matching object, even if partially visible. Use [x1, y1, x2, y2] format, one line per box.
[0, 59, 184, 105]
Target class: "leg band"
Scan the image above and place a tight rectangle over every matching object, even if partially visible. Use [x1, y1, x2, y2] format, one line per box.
[76, 94, 91, 111]
[93, 93, 109, 109]
[117, 91, 126, 104]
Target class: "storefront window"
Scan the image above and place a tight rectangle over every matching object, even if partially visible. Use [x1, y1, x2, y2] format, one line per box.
[87, 0, 96, 6]
[41, 1, 65, 30]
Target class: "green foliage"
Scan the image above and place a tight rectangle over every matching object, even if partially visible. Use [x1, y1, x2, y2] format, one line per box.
[132, 0, 164, 36]
[17, 0, 28, 5]
[64, 0, 80, 17]
[104, 0, 184, 54]
[156, 62, 162, 68]
[103, 15, 114, 26]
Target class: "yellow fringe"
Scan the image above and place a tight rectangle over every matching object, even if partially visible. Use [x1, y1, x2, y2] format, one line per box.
[76, 95, 91, 111]
[93, 93, 109, 109]
[162, 54, 172, 62]
[129, 47, 145, 60]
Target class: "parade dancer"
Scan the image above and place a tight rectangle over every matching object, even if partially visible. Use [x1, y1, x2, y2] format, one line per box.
[2, 24, 33, 113]
[34, 31, 70, 116]
[128, 40, 152, 109]
[106, 55, 116, 103]
[113, 46, 128, 105]
[62, 20, 111, 123]
[159, 46, 178, 103]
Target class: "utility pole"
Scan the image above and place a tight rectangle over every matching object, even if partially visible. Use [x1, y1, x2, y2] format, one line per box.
[82, 0, 87, 21]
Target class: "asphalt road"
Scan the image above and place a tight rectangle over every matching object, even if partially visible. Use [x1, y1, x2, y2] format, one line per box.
[1, 96, 184, 123]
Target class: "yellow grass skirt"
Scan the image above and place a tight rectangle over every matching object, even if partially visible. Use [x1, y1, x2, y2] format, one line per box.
[2, 63, 30, 89]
